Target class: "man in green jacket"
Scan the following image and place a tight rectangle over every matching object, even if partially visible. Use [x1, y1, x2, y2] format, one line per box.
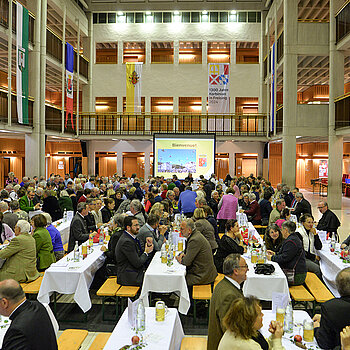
[19, 190, 41, 213]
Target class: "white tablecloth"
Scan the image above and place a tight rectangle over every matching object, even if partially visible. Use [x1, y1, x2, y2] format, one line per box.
[103, 307, 184, 350]
[317, 242, 349, 297]
[242, 256, 289, 301]
[140, 252, 190, 315]
[260, 310, 321, 349]
[37, 243, 106, 312]
[52, 219, 71, 246]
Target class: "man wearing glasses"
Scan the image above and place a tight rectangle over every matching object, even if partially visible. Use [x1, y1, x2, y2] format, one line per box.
[207, 253, 248, 350]
[316, 201, 341, 241]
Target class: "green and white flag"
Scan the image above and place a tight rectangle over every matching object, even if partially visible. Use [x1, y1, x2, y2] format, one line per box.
[16, 3, 29, 124]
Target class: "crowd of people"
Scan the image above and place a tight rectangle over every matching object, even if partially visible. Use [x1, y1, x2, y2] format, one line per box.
[0, 171, 349, 348]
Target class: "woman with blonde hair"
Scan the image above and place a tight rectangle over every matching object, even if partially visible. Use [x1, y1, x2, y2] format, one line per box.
[219, 297, 284, 349]
[193, 208, 218, 252]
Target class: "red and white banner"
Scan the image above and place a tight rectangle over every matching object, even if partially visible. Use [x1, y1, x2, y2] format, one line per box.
[208, 63, 230, 114]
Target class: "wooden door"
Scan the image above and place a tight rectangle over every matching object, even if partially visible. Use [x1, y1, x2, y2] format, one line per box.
[242, 158, 257, 177]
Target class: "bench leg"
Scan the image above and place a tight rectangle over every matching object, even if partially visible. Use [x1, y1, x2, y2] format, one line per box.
[193, 300, 197, 325]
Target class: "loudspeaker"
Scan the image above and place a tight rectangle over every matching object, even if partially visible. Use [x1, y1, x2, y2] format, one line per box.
[80, 141, 87, 157]
[263, 142, 269, 159]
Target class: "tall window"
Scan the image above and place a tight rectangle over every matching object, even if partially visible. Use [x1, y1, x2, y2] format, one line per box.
[207, 42, 230, 63]
[236, 42, 259, 63]
[151, 42, 174, 63]
[179, 42, 202, 64]
[123, 42, 145, 63]
[96, 42, 117, 64]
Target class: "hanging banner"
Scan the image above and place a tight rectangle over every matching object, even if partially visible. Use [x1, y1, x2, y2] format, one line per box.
[126, 63, 142, 113]
[16, 3, 29, 124]
[270, 43, 276, 132]
[65, 43, 74, 129]
[208, 63, 230, 114]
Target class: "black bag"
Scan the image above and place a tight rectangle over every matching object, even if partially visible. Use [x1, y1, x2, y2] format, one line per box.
[254, 263, 275, 275]
[281, 242, 303, 285]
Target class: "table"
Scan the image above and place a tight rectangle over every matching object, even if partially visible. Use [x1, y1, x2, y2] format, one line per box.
[103, 307, 184, 350]
[260, 310, 321, 349]
[0, 317, 10, 348]
[317, 242, 349, 297]
[38, 243, 106, 312]
[242, 255, 289, 301]
[140, 252, 190, 315]
[52, 219, 72, 246]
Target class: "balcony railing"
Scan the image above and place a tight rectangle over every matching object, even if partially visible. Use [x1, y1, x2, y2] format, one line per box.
[277, 32, 283, 63]
[78, 113, 267, 136]
[336, 2, 350, 43]
[335, 93, 350, 129]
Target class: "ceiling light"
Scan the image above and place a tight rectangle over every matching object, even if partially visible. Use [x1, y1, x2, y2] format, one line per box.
[231, 10, 236, 14]
[174, 11, 180, 15]
[118, 11, 124, 16]
[202, 11, 208, 15]
[146, 11, 152, 15]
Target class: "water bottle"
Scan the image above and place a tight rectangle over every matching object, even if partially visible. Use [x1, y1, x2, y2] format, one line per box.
[74, 241, 80, 262]
[136, 299, 145, 331]
[99, 231, 104, 245]
[284, 302, 294, 333]
[63, 208, 67, 222]
[330, 235, 335, 252]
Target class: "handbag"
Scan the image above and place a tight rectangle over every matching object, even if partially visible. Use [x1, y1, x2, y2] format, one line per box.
[254, 263, 275, 275]
[281, 241, 303, 285]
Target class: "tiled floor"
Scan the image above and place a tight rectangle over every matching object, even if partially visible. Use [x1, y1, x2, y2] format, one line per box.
[57, 189, 349, 349]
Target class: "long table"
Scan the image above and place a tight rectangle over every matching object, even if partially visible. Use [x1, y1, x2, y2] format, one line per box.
[38, 243, 106, 312]
[261, 310, 321, 349]
[52, 219, 72, 246]
[103, 307, 184, 350]
[140, 252, 190, 315]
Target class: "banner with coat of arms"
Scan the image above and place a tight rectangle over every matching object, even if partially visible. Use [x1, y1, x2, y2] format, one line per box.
[126, 63, 142, 113]
[16, 3, 29, 124]
[208, 63, 230, 114]
[65, 43, 74, 129]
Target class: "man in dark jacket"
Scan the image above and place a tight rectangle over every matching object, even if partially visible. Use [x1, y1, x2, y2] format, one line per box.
[0, 279, 58, 350]
[292, 192, 312, 220]
[42, 190, 62, 222]
[316, 201, 341, 240]
[115, 216, 153, 286]
[314, 267, 350, 350]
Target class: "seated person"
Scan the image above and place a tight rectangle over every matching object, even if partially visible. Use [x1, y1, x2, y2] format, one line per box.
[175, 218, 217, 287]
[314, 267, 350, 350]
[267, 221, 307, 286]
[193, 208, 218, 252]
[238, 193, 250, 211]
[218, 296, 284, 349]
[259, 192, 273, 226]
[214, 220, 246, 274]
[138, 214, 166, 252]
[31, 214, 56, 271]
[341, 235, 350, 249]
[42, 213, 65, 261]
[341, 326, 350, 350]
[275, 208, 291, 228]
[115, 216, 153, 286]
[264, 224, 284, 253]
[0, 212, 15, 244]
[19, 189, 41, 213]
[0, 220, 40, 282]
[101, 198, 115, 224]
[85, 198, 98, 233]
[296, 213, 322, 280]
[203, 205, 219, 241]
[68, 202, 96, 252]
[243, 193, 261, 225]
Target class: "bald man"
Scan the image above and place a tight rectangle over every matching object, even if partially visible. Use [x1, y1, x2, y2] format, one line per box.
[0, 279, 57, 350]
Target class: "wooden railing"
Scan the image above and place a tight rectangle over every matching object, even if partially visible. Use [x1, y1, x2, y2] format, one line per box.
[336, 1, 350, 43]
[78, 113, 267, 136]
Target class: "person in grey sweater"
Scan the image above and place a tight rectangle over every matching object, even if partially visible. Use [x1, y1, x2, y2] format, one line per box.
[138, 213, 167, 251]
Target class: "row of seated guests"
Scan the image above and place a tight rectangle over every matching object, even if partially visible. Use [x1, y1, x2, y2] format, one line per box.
[0, 214, 58, 282]
[207, 253, 350, 350]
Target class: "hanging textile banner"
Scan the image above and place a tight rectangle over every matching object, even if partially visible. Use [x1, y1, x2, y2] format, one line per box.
[126, 63, 143, 113]
[270, 43, 276, 132]
[16, 3, 29, 124]
[208, 63, 230, 114]
[65, 42, 74, 129]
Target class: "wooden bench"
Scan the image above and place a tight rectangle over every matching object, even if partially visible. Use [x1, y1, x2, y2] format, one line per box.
[180, 336, 207, 350]
[88, 333, 112, 350]
[289, 285, 314, 311]
[192, 284, 212, 324]
[57, 329, 88, 350]
[96, 277, 121, 321]
[213, 273, 225, 290]
[22, 275, 44, 295]
[116, 285, 140, 315]
[304, 272, 334, 305]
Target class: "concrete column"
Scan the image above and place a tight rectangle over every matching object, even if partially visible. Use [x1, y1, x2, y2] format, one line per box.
[266, 15, 271, 138]
[76, 21, 81, 137]
[26, 0, 42, 178]
[39, 0, 47, 177]
[145, 97, 151, 132]
[174, 40, 179, 65]
[173, 96, 178, 131]
[281, 0, 298, 188]
[328, 0, 344, 209]
[259, 11, 267, 114]
[117, 152, 123, 175]
[230, 40, 236, 65]
[118, 40, 123, 64]
[82, 12, 94, 113]
[61, 4, 66, 133]
[146, 40, 151, 65]
[87, 141, 95, 175]
[144, 150, 151, 179]
[202, 41, 207, 66]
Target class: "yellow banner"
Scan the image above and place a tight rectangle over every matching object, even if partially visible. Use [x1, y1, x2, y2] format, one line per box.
[126, 63, 142, 113]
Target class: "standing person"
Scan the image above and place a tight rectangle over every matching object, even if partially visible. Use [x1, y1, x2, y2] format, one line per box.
[259, 192, 273, 226]
[316, 201, 341, 240]
[178, 186, 197, 218]
[0, 279, 58, 349]
[208, 254, 249, 350]
[217, 188, 238, 233]
[31, 214, 56, 271]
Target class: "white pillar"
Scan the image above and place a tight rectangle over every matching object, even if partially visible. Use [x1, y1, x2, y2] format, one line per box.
[144, 150, 151, 179]
[87, 141, 95, 175]
[118, 40, 123, 64]
[202, 41, 207, 66]
[282, 0, 298, 188]
[328, 0, 344, 209]
[174, 40, 179, 65]
[117, 152, 123, 175]
[146, 40, 151, 65]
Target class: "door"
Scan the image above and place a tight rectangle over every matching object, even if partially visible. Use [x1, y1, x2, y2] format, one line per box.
[242, 158, 257, 177]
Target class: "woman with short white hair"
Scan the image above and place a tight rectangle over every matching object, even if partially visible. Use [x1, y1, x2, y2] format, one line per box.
[42, 213, 65, 261]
